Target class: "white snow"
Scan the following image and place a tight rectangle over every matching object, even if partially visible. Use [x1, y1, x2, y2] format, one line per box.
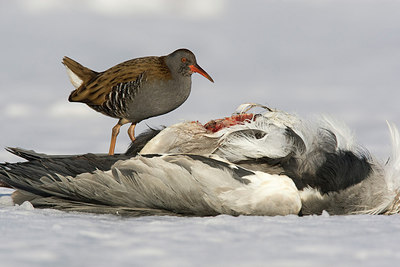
[2, 1, 400, 266]
[2, 103, 33, 118]
[1, 188, 400, 267]
[19, 0, 226, 18]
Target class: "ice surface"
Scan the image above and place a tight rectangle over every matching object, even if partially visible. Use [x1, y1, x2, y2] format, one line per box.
[1, 188, 400, 267]
[2, 1, 400, 266]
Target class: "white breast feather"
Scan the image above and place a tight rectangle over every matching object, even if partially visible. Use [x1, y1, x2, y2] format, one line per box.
[214, 172, 301, 216]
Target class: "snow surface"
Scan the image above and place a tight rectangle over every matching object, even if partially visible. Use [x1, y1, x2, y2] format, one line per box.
[1, 187, 400, 267]
[2, 1, 400, 266]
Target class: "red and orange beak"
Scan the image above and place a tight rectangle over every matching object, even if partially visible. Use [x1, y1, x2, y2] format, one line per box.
[189, 64, 214, 83]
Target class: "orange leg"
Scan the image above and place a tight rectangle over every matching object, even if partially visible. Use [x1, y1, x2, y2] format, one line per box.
[128, 123, 136, 142]
[109, 123, 121, 155]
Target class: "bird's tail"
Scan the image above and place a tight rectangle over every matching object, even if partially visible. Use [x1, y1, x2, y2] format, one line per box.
[62, 56, 98, 102]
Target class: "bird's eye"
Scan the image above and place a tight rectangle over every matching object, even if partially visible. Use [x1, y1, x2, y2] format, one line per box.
[181, 57, 187, 63]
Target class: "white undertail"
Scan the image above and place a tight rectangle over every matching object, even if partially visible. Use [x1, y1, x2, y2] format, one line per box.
[65, 66, 83, 89]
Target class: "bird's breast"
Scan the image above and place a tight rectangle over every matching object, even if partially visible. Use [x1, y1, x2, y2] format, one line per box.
[125, 77, 192, 123]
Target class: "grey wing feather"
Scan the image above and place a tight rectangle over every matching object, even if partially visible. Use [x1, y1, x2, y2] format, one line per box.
[0, 152, 130, 197]
[0, 153, 259, 216]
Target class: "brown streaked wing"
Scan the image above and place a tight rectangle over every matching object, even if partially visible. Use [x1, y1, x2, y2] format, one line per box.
[73, 56, 171, 106]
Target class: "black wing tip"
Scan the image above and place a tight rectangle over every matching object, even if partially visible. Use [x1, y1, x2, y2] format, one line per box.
[5, 147, 45, 161]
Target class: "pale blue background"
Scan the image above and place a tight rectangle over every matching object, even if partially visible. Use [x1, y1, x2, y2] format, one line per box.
[1, 0, 399, 162]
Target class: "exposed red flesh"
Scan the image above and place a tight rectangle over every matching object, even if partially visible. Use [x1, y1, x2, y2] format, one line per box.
[203, 114, 255, 133]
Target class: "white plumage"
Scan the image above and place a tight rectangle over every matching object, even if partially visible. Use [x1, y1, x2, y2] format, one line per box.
[64, 65, 83, 89]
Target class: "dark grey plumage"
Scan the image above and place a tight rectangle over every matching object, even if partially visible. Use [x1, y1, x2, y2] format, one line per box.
[125, 127, 164, 156]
